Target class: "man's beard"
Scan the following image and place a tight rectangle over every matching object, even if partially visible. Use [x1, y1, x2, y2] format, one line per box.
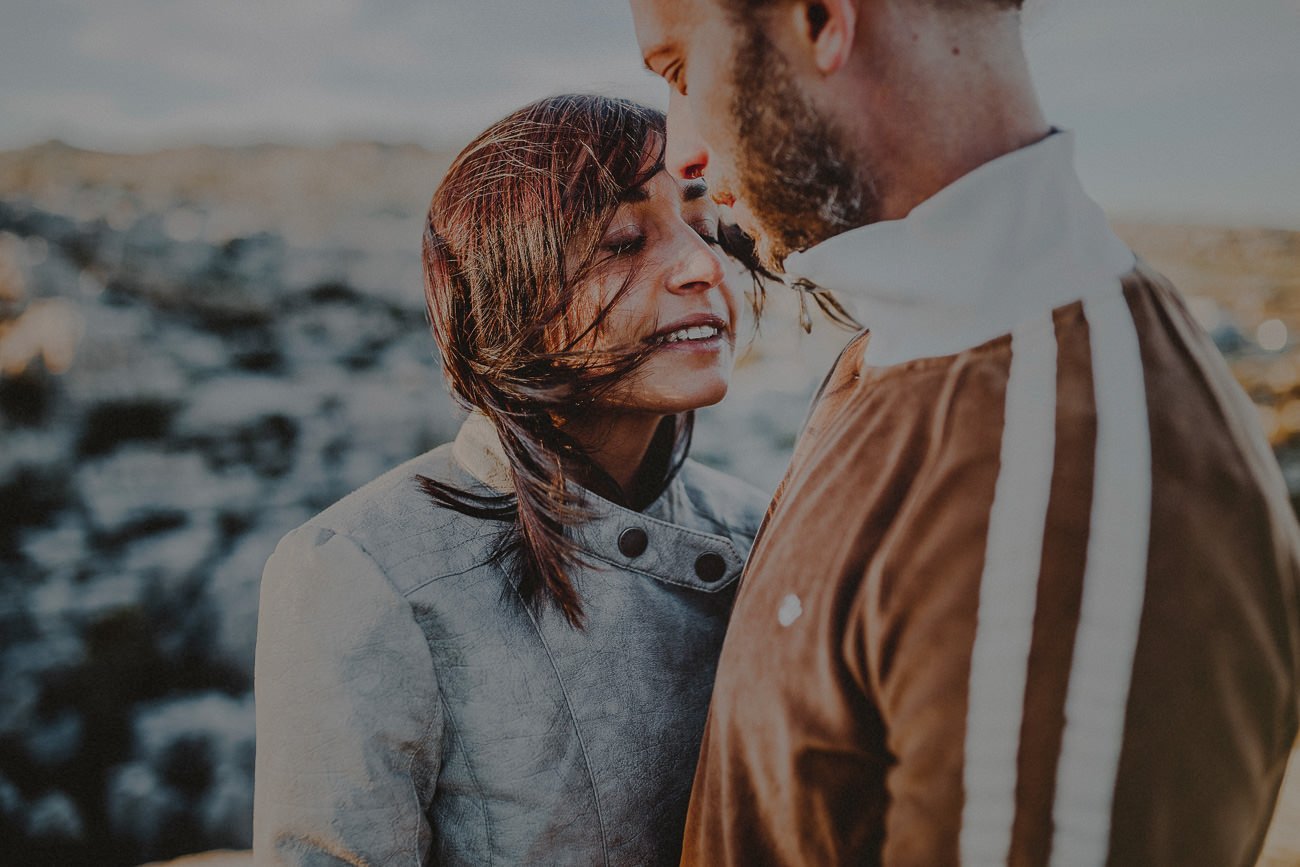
[729, 23, 879, 271]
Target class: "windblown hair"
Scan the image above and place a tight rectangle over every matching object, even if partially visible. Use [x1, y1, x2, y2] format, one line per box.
[419, 95, 689, 628]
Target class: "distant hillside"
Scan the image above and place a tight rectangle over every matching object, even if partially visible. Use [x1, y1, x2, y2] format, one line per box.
[1, 141, 1299, 865]
[0, 140, 457, 251]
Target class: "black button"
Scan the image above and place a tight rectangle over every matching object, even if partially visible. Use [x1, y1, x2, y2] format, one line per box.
[618, 527, 648, 558]
[694, 551, 727, 583]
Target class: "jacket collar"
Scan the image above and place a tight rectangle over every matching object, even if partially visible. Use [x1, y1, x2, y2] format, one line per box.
[451, 412, 743, 592]
[784, 130, 1135, 367]
[452, 410, 514, 493]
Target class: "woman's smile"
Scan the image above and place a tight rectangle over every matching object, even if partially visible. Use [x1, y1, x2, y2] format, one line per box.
[644, 313, 732, 352]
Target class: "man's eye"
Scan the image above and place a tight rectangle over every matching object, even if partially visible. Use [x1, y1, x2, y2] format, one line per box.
[667, 61, 687, 96]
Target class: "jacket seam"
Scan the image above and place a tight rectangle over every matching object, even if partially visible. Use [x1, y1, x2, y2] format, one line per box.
[583, 550, 741, 594]
[323, 528, 450, 864]
[402, 555, 498, 597]
[385, 528, 501, 573]
[506, 561, 610, 866]
[798, 328, 871, 436]
[351, 521, 495, 861]
[437, 690, 493, 865]
[408, 708, 442, 867]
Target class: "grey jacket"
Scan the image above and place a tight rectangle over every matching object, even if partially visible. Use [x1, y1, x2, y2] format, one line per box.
[253, 414, 768, 866]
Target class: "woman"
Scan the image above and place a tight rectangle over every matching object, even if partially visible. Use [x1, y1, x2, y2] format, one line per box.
[253, 95, 769, 865]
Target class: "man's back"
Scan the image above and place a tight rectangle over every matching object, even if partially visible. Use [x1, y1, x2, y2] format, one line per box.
[685, 262, 1299, 865]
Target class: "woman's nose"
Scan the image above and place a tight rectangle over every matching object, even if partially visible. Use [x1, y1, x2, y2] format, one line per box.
[666, 229, 725, 295]
[666, 90, 708, 181]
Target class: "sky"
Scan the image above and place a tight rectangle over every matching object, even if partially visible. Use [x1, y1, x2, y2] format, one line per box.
[1, 0, 1298, 228]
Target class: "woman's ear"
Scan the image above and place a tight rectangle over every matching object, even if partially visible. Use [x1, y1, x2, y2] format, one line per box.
[787, 0, 858, 75]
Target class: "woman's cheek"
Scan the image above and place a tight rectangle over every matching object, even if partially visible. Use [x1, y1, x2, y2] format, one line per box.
[567, 276, 623, 351]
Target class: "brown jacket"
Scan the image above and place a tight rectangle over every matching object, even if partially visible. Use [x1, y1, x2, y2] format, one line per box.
[681, 134, 1300, 867]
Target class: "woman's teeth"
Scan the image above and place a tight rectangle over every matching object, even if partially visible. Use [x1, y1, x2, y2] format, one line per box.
[658, 324, 722, 344]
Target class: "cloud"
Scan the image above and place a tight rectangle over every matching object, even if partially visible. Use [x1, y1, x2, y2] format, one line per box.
[0, 0, 662, 150]
[1024, 0, 1300, 225]
[1, 0, 1297, 225]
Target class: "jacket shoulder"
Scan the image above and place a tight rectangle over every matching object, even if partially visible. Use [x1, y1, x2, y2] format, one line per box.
[287, 442, 503, 590]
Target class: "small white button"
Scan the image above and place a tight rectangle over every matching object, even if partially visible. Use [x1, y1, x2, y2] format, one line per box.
[777, 593, 803, 627]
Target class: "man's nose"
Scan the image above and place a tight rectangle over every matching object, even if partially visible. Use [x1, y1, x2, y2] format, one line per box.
[666, 89, 709, 181]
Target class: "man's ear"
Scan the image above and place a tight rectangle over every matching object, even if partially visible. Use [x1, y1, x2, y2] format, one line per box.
[787, 0, 857, 75]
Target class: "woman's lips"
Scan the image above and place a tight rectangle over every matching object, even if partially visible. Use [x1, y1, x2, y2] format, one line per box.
[647, 315, 733, 353]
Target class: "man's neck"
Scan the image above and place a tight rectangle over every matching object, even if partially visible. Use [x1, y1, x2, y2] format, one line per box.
[840, 4, 1049, 221]
[782, 132, 1137, 368]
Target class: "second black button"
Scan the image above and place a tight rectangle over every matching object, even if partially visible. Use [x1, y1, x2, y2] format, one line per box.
[618, 527, 648, 558]
[694, 551, 727, 583]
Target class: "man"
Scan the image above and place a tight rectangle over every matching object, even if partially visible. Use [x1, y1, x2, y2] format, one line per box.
[628, 0, 1300, 864]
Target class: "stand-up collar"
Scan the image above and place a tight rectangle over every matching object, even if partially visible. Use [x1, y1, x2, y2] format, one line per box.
[452, 410, 514, 493]
[784, 131, 1135, 367]
[451, 412, 744, 592]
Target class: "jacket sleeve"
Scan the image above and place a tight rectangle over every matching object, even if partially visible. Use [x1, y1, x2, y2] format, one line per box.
[253, 524, 442, 866]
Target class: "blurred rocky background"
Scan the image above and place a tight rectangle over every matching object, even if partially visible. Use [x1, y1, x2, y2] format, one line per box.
[1, 140, 1299, 865]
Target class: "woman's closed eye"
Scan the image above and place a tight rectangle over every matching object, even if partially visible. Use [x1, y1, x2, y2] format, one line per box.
[601, 216, 717, 257]
[602, 229, 646, 257]
[693, 221, 720, 246]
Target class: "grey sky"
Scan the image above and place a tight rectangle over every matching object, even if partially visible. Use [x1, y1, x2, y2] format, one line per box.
[2, 0, 1298, 227]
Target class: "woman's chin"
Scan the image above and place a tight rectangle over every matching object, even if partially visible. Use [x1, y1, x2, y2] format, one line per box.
[652, 378, 732, 414]
[602, 376, 731, 416]
[642, 344, 735, 407]
[681, 390, 729, 413]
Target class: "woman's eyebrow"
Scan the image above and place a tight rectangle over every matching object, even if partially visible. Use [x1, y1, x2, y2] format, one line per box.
[620, 185, 652, 204]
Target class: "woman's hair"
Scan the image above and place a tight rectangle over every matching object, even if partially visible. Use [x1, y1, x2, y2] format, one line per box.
[419, 94, 689, 628]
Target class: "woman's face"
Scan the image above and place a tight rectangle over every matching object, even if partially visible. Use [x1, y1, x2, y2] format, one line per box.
[575, 169, 740, 417]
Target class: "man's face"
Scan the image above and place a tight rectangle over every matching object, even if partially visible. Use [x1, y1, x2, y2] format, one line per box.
[630, 0, 875, 271]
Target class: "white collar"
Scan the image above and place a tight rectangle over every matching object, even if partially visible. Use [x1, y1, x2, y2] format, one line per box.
[783, 131, 1135, 367]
